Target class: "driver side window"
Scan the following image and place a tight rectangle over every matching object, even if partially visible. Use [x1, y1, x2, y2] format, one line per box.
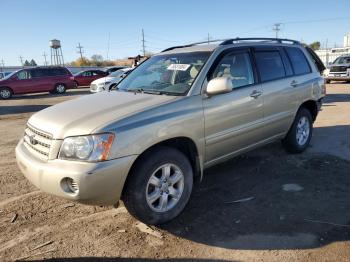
[17, 70, 31, 80]
[211, 52, 254, 89]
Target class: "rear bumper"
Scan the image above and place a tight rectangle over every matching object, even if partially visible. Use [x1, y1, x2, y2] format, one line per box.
[326, 73, 350, 81]
[16, 139, 137, 205]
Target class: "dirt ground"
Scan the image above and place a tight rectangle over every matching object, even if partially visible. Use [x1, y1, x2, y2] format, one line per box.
[0, 84, 349, 262]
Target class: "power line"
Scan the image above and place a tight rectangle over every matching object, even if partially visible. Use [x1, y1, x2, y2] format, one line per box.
[76, 43, 84, 59]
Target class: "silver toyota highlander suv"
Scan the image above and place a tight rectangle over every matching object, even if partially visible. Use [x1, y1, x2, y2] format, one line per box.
[16, 38, 326, 225]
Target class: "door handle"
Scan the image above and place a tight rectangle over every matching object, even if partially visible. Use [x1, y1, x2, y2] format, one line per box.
[290, 80, 298, 87]
[250, 90, 262, 99]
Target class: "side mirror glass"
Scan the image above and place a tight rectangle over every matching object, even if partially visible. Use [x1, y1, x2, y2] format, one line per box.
[206, 77, 233, 96]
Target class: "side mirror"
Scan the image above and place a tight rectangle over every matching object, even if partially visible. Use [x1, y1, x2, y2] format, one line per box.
[206, 77, 233, 96]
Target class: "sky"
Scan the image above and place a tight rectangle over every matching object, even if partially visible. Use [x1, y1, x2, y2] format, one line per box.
[1, 0, 350, 66]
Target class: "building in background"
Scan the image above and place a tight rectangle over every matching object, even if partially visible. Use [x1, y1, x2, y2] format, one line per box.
[316, 33, 350, 66]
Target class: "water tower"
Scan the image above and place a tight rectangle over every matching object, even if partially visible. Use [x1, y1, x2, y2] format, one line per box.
[49, 39, 64, 66]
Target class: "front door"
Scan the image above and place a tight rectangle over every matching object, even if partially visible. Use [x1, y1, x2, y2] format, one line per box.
[203, 49, 265, 165]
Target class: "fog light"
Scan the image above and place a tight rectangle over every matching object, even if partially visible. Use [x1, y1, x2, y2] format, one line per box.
[61, 177, 79, 195]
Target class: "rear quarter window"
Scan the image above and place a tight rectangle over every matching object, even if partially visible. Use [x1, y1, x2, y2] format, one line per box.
[285, 47, 311, 75]
[254, 51, 286, 82]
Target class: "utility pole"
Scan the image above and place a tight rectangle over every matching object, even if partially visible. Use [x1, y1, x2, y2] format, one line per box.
[43, 52, 48, 66]
[76, 43, 84, 59]
[207, 33, 210, 44]
[106, 32, 110, 60]
[141, 29, 146, 56]
[19, 56, 24, 66]
[0, 59, 4, 72]
[272, 23, 282, 38]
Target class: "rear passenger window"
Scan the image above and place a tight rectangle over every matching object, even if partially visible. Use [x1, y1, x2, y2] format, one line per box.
[211, 52, 254, 89]
[254, 51, 285, 82]
[49, 68, 67, 76]
[285, 47, 311, 75]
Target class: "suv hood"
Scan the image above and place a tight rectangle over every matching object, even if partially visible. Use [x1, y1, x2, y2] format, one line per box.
[28, 91, 178, 139]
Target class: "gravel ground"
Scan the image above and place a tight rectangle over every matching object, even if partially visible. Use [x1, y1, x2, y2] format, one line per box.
[0, 85, 349, 262]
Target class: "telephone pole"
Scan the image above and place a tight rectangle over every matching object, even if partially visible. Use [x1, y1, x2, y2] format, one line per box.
[76, 43, 84, 59]
[272, 23, 282, 38]
[207, 33, 210, 44]
[43, 52, 48, 66]
[141, 29, 146, 56]
[19, 56, 24, 66]
[0, 59, 4, 72]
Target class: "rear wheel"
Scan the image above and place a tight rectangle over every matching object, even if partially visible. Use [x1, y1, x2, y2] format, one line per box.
[0, 87, 13, 99]
[282, 107, 313, 153]
[54, 84, 66, 94]
[123, 147, 193, 225]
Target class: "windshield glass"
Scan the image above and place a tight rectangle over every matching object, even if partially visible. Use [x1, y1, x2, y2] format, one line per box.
[333, 56, 350, 64]
[0, 70, 18, 80]
[109, 70, 126, 77]
[117, 52, 210, 95]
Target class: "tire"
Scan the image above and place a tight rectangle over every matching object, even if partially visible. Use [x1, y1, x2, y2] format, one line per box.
[123, 146, 193, 225]
[0, 87, 13, 99]
[54, 84, 66, 94]
[325, 79, 331, 84]
[74, 81, 79, 88]
[282, 107, 313, 153]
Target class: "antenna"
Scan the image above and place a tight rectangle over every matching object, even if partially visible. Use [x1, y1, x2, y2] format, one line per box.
[77, 42, 84, 60]
[272, 23, 282, 38]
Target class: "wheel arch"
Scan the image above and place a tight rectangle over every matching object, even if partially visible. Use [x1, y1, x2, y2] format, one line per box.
[300, 100, 318, 122]
[121, 136, 201, 199]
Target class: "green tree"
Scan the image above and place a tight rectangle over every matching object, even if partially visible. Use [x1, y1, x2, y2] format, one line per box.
[24, 60, 31, 66]
[30, 59, 37, 66]
[309, 41, 321, 50]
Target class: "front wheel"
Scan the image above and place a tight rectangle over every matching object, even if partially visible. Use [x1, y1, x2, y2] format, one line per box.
[282, 107, 313, 153]
[0, 87, 13, 99]
[123, 147, 193, 225]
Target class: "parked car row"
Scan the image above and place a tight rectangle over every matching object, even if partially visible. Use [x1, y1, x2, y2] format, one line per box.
[0, 71, 13, 79]
[90, 68, 132, 93]
[0, 66, 131, 99]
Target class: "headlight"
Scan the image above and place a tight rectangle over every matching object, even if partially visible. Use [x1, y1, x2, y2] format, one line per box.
[59, 133, 115, 161]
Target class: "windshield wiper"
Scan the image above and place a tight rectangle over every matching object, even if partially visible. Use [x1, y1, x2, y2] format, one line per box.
[126, 88, 182, 96]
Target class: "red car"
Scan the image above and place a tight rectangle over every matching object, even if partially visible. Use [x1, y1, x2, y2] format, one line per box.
[0, 67, 76, 99]
[72, 70, 108, 87]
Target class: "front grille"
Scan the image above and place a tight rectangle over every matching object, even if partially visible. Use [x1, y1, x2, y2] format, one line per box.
[90, 84, 97, 91]
[330, 66, 348, 72]
[23, 124, 53, 160]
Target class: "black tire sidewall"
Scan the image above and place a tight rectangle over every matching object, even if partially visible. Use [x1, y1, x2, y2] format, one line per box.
[284, 108, 313, 153]
[124, 147, 193, 225]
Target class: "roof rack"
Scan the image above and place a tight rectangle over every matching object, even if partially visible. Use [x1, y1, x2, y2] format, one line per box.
[220, 37, 300, 45]
[161, 39, 226, 52]
[161, 37, 300, 52]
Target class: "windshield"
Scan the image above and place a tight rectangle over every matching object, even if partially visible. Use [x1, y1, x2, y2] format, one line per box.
[117, 52, 210, 95]
[109, 70, 127, 77]
[0, 70, 18, 80]
[333, 56, 350, 64]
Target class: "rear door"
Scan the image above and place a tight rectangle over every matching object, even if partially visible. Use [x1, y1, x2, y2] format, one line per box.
[254, 47, 300, 137]
[30, 68, 51, 92]
[203, 49, 264, 164]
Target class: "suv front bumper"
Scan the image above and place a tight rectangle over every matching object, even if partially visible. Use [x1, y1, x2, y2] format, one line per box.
[16, 139, 137, 205]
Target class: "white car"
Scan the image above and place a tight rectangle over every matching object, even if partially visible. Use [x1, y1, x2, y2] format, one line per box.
[90, 68, 132, 93]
